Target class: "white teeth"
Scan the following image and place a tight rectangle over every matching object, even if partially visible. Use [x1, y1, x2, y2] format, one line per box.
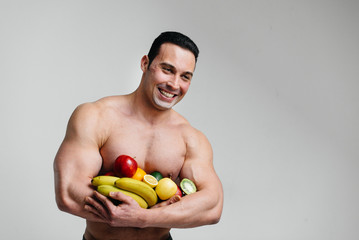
[159, 89, 175, 98]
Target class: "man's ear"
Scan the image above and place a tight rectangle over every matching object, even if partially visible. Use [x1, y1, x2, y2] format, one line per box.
[141, 55, 149, 72]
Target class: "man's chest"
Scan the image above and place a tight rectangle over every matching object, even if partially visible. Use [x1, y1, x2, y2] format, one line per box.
[99, 124, 186, 180]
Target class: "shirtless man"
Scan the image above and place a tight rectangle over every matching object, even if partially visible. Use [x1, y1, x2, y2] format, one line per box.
[54, 31, 223, 240]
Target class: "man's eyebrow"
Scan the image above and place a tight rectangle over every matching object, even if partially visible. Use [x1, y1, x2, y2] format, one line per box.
[160, 62, 193, 76]
[160, 62, 175, 69]
[184, 71, 193, 77]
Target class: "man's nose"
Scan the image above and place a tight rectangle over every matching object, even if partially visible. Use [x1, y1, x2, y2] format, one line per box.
[167, 75, 180, 89]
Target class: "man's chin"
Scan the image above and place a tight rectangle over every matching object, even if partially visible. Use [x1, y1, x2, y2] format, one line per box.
[154, 99, 177, 111]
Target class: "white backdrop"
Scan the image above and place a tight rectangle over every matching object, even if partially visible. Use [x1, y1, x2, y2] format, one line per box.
[1, 1, 358, 239]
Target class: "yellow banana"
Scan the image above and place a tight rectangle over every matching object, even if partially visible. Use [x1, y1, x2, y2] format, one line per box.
[115, 177, 158, 207]
[97, 185, 148, 209]
[91, 176, 120, 187]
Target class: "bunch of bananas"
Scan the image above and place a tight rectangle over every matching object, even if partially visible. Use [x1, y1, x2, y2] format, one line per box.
[91, 176, 158, 209]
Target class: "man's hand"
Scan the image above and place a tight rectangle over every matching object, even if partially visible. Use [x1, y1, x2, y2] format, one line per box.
[84, 191, 144, 227]
[150, 195, 181, 209]
[84, 191, 181, 228]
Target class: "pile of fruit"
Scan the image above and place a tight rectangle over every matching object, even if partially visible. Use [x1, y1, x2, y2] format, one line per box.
[91, 155, 197, 209]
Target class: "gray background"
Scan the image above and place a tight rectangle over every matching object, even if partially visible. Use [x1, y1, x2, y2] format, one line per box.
[1, 0, 358, 239]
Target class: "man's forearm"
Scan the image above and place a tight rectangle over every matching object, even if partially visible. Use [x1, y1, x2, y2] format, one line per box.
[142, 189, 222, 229]
[55, 179, 106, 223]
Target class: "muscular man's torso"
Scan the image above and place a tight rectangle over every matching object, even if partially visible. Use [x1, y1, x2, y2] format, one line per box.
[84, 96, 190, 240]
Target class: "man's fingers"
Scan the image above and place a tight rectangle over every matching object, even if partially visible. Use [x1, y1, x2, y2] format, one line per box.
[84, 194, 110, 220]
[93, 191, 119, 211]
[109, 191, 135, 205]
[168, 195, 181, 204]
[151, 195, 181, 209]
[84, 204, 106, 220]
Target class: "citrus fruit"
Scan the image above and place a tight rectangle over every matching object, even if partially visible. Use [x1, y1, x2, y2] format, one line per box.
[155, 177, 177, 200]
[150, 171, 163, 182]
[143, 174, 158, 188]
[180, 178, 197, 195]
[132, 167, 146, 181]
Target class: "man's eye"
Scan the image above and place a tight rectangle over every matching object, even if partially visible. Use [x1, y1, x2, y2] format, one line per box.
[163, 67, 171, 72]
[182, 75, 191, 81]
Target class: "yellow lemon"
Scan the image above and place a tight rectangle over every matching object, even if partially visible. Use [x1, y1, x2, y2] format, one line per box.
[155, 177, 177, 200]
[143, 174, 158, 188]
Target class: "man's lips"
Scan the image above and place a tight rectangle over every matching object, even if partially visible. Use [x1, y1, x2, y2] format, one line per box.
[158, 88, 178, 98]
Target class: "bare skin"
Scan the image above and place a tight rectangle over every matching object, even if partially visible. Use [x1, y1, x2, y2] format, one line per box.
[54, 43, 223, 240]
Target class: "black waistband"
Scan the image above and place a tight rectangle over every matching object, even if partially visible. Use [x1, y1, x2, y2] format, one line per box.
[83, 233, 172, 240]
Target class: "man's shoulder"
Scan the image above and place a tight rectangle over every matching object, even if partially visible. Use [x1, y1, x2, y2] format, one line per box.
[174, 117, 212, 156]
[66, 96, 127, 141]
[74, 95, 125, 115]
[171, 111, 207, 142]
[94, 95, 126, 110]
[68, 95, 126, 129]
[171, 110, 192, 130]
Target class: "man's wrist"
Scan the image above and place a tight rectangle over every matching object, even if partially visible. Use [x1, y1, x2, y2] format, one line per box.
[137, 208, 152, 228]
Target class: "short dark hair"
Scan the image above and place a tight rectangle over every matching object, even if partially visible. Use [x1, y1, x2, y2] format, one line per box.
[147, 31, 199, 67]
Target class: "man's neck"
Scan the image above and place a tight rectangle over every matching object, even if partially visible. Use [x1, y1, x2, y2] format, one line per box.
[128, 90, 173, 125]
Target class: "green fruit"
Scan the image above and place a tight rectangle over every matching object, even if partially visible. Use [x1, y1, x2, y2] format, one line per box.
[150, 171, 163, 182]
[180, 178, 197, 195]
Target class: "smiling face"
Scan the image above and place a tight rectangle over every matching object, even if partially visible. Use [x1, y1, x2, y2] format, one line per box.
[140, 43, 196, 111]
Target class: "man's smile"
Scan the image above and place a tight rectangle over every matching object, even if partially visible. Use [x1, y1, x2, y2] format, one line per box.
[158, 88, 178, 99]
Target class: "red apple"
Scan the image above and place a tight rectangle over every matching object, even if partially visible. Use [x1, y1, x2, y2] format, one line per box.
[113, 155, 138, 177]
[104, 171, 116, 176]
[175, 185, 183, 197]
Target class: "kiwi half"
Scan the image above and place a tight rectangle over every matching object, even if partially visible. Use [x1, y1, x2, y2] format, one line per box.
[180, 178, 197, 195]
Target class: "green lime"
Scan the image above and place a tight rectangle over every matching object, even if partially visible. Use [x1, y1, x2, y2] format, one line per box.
[180, 178, 197, 195]
[150, 171, 163, 182]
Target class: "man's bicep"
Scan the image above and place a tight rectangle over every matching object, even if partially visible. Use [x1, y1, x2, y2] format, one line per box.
[54, 137, 102, 203]
[55, 138, 102, 179]
[55, 104, 104, 181]
[180, 130, 220, 191]
[54, 104, 104, 214]
[180, 129, 223, 223]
